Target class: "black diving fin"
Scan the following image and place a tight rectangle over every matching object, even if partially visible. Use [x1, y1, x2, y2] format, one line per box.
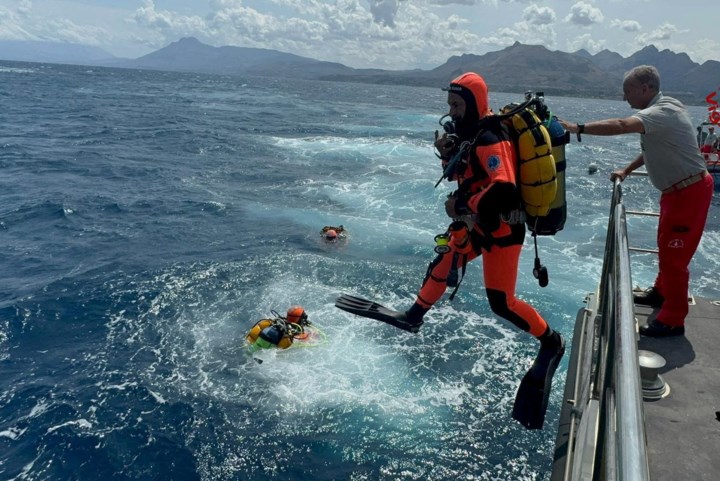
[512, 334, 566, 430]
[334, 294, 422, 333]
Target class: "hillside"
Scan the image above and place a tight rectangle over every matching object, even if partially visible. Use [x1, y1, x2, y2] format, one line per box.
[0, 40, 115, 64]
[1, 37, 716, 104]
[113, 38, 716, 104]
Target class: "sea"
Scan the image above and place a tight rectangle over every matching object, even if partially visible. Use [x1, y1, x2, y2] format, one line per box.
[1, 60, 719, 481]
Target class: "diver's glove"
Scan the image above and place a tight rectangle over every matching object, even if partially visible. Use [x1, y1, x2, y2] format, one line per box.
[444, 194, 471, 218]
[434, 130, 460, 160]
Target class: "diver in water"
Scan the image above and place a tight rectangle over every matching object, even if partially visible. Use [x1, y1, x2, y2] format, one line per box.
[336, 72, 564, 429]
[246, 306, 311, 350]
[321, 225, 347, 242]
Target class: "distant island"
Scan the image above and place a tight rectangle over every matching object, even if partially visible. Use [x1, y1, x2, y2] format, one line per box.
[2, 37, 718, 105]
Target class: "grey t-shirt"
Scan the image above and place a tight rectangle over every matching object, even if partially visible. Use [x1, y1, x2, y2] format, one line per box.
[632, 93, 706, 191]
[705, 132, 719, 146]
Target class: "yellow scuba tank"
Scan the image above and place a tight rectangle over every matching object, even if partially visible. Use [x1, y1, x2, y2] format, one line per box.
[499, 95, 568, 236]
[246, 319, 273, 344]
[510, 108, 557, 218]
[246, 319, 294, 349]
[276, 335, 293, 349]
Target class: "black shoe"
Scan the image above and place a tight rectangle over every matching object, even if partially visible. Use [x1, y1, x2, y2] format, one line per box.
[639, 319, 684, 337]
[536, 330, 565, 368]
[402, 319, 423, 333]
[403, 303, 430, 330]
[395, 311, 423, 332]
[633, 287, 664, 308]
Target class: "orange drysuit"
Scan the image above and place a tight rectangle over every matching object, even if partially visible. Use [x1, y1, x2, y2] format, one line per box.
[415, 73, 549, 337]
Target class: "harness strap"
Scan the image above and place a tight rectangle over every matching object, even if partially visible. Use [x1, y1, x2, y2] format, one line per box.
[448, 253, 468, 301]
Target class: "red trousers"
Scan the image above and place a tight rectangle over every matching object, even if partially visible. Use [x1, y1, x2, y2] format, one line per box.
[654, 174, 714, 326]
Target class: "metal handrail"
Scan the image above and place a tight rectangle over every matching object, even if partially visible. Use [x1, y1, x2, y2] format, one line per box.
[612, 205, 650, 480]
[558, 177, 651, 481]
[595, 179, 650, 481]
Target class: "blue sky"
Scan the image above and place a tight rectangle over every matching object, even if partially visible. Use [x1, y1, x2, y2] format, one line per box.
[0, 0, 717, 69]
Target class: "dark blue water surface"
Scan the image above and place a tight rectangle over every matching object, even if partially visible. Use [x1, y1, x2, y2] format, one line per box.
[1, 61, 719, 481]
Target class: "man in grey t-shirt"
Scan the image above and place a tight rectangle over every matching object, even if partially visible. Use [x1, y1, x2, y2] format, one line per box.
[560, 65, 713, 337]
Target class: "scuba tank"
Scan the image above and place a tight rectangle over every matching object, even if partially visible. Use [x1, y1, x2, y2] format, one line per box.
[246, 307, 310, 350]
[247, 318, 293, 349]
[246, 319, 273, 345]
[260, 324, 293, 349]
[528, 114, 569, 236]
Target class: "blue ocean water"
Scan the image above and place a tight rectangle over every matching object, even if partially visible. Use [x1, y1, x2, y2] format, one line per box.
[1, 61, 718, 481]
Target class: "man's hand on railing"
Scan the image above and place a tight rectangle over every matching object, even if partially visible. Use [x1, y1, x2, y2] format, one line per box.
[610, 168, 628, 182]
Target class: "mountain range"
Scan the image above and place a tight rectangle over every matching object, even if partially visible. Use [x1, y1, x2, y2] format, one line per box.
[2, 37, 718, 105]
[0, 40, 114, 65]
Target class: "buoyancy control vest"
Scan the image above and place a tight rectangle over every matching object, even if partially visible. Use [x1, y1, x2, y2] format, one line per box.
[246, 318, 294, 349]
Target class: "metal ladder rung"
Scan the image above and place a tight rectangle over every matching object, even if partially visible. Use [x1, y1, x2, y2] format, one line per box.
[629, 247, 659, 254]
[626, 210, 660, 217]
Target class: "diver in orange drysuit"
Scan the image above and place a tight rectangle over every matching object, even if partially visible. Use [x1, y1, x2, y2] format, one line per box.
[402, 72, 563, 353]
[333, 72, 565, 428]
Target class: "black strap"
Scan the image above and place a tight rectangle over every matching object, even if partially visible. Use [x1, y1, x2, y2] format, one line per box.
[448, 253, 468, 301]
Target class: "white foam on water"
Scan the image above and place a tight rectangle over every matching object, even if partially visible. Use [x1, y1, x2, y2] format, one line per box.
[0, 67, 37, 74]
[46, 419, 92, 434]
[271, 135, 431, 167]
[694, 229, 720, 298]
[0, 426, 27, 440]
[97, 245, 568, 481]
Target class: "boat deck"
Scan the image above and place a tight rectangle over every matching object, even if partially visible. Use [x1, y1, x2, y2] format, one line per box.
[551, 294, 720, 480]
[635, 296, 720, 481]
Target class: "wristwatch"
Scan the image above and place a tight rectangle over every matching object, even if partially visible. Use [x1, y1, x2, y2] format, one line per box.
[577, 123, 585, 134]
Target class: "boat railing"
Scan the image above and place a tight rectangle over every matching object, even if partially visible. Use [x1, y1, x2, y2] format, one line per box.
[623, 172, 659, 254]
[555, 173, 651, 481]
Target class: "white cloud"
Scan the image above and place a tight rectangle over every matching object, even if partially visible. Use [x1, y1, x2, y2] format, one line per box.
[428, 1, 479, 5]
[564, 1, 604, 26]
[40, 18, 107, 45]
[0, 5, 34, 40]
[125, 0, 493, 69]
[456, 3, 557, 51]
[1, 0, 716, 68]
[369, 0, 402, 27]
[610, 19, 641, 32]
[688, 38, 720, 65]
[566, 33, 605, 54]
[18, 0, 31, 16]
[523, 4, 556, 26]
[0, 1, 110, 44]
[132, 0, 206, 37]
[487, 5, 557, 49]
[635, 22, 681, 44]
[478, 25, 521, 49]
[426, 0, 531, 5]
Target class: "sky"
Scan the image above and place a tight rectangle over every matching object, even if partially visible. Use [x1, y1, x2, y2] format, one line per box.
[0, 0, 718, 70]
